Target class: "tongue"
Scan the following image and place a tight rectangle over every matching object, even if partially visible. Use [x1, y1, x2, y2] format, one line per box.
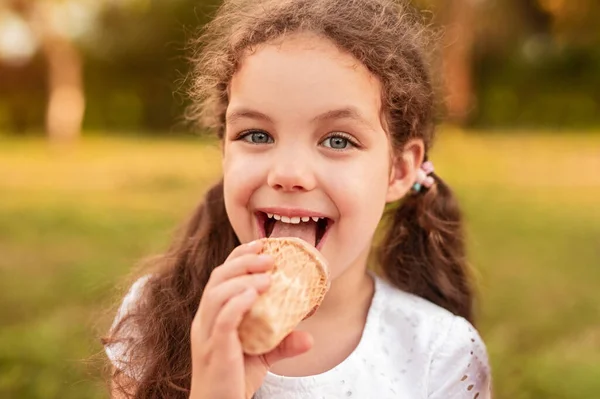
[270, 220, 317, 246]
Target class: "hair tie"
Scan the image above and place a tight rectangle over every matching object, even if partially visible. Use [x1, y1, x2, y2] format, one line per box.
[412, 161, 435, 193]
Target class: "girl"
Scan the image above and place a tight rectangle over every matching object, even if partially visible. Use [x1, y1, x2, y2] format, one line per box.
[103, 0, 492, 398]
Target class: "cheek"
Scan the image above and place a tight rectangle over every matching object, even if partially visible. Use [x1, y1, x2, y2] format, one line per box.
[325, 156, 390, 216]
[320, 158, 388, 276]
[322, 155, 390, 258]
[222, 149, 266, 230]
[223, 148, 265, 191]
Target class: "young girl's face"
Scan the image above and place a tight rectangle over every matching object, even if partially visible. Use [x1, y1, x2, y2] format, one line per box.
[222, 32, 420, 280]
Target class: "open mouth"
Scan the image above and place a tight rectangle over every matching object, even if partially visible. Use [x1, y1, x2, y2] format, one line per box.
[256, 211, 332, 250]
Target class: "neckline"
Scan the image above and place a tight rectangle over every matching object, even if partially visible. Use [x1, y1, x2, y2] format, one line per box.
[262, 271, 384, 388]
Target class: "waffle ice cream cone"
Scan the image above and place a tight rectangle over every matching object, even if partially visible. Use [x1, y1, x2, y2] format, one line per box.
[238, 237, 330, 355]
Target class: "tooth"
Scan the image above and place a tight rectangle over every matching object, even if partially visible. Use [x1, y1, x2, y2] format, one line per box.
[311, 217, 319, 222]
[301, 217, 310, 222]
[290, 216, 300, 224]
[267, 213, 274, 219]
[281, 216, 291, 223]
[274, 214, 281, 220]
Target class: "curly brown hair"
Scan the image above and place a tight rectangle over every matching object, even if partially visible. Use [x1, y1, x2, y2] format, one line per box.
[102, 0, 475, 397]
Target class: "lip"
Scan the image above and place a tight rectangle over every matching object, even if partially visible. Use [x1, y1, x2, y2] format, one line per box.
[254, 207, 334, 251]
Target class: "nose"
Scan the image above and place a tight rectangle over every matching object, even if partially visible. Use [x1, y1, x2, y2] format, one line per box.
[267, 150, 317, 192]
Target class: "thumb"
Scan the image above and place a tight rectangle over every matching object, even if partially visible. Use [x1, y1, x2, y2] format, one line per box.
[262, 331, 313, 367]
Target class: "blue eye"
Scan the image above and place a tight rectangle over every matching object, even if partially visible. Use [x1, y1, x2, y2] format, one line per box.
[321, 134, 356, 150]
[240, 131, 274, 144]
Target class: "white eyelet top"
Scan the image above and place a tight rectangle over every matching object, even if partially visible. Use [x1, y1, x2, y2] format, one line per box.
[106, 273, 492, 398]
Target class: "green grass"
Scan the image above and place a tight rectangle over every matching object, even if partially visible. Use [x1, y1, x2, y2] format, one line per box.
[1, 131, 599, 398]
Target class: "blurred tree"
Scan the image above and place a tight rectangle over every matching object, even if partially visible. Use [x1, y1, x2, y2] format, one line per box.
[413, 0, 478, 125]
[415, 0, 599, 128]
[0, 0, 203, 139]
[439, 0, 476, 125]
[537, 0, 600, 46]
[3, 0, 85, 142]
[84, 0, 220, 133]
[0, 0, 220, 136]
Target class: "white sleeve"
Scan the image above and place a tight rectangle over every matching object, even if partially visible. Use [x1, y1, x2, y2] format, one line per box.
[427, 316, 493, 399]
[104, 275, 151, 380]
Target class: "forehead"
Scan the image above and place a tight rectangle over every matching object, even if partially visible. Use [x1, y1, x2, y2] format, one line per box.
[228, 32, 383, 126]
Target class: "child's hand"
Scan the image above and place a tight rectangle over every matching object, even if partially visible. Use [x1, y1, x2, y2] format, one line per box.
[189, 241, 313, 399]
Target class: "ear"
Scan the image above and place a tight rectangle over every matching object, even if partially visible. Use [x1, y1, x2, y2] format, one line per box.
[386, 139, 425, 203]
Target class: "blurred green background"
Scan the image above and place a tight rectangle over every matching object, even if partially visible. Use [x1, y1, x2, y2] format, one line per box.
[0, 0, 599, 398]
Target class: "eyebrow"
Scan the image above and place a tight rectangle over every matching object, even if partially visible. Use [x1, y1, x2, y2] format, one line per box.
[225, 106, 374, 129]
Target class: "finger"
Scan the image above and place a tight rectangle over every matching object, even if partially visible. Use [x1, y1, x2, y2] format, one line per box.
[191, 289, 258, 395]
[207, 253, 273, 288]
[211, 288, 258, 342]
[226, 240, 264, 262]
[262, 331, 313, 368]
[197, 273, 271, 340]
